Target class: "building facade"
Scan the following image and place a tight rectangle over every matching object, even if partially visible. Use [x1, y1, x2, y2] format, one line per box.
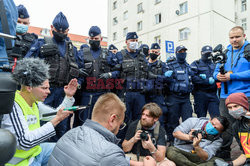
[108, 0, 249, 63]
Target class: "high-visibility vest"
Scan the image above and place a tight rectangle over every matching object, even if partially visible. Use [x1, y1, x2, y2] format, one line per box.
[6, 91, 42, 166]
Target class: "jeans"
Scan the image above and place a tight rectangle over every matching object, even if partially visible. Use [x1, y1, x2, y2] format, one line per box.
[30, 143, 56, 166]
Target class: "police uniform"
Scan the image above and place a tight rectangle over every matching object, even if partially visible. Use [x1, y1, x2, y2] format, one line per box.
[191, 46, 220, 118]
[14, 5, 38, 58]
[25, 12, 83, 142]
[165, 45, 193, 142]
[73, 26, 116, 127]
[117, 32, 147, 121]
[146, 43, 168, 127]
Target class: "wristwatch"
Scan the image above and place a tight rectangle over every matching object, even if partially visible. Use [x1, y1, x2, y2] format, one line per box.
[150, 148, 157, 155]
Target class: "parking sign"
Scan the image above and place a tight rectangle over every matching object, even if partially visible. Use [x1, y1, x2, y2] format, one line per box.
[165, 41, 174, 53]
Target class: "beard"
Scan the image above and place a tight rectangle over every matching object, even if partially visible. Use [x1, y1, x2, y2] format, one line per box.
[141, 119, 154, 128]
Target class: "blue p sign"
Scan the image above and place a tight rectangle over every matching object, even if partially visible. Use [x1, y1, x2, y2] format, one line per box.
[165, 41, 174, 53]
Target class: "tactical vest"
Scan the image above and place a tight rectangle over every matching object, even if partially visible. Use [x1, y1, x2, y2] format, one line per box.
[14, 33, 37, 58]
[167, 60, 193, 94]
[120, 49, 148, 80]
[148, 60, 164, 95]
[120, 50, 148, 91]
[193, 59, 217, 92]
[7, 91, 42, 166]
[40, 37, 79, 87]
[82, 47, 110, 78]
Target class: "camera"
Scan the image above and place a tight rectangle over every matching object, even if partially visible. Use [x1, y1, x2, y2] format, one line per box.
[192, 130, 207, 139]
[140, 130, 149, 141]
[212, 44, 228, 64]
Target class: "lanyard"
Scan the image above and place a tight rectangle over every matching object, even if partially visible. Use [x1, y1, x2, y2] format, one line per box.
[231, 46, 243, 70]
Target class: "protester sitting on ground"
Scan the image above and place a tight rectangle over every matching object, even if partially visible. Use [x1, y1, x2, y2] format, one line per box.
[122, 103, 175, 166]
[1, 58, 77, 166]
[225, 92, 250, 166]
[166, 116, 229, 166]
[48, 92, 156, 166]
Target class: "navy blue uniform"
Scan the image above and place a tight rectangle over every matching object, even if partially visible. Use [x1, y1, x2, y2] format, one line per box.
[25, 37, 82, 142]
[165, 60, 193, 142]
[146, 60, 168, 126]
[191, 59, 220, 118]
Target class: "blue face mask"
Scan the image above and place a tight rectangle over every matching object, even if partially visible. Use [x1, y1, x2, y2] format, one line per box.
[205, 122, 219, 135]
[16, 23, 28, 34]
[176, 52, 187, 63]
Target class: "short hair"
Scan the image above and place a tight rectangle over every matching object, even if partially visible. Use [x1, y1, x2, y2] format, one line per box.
[141, 103, 162, 119]
[92, 93, 126, 122]
[12, 58, 50, 87]
[213, 116, 229, 132]
[229, 26, 245, 34]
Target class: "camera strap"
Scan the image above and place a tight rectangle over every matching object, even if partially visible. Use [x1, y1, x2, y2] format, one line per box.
[231, 46, 243, 70]
[0, 0, 13, 53]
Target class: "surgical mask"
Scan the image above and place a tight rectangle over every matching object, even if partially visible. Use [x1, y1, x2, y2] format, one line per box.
[129, 42, 138, 50]
[205, 122, 219, 135]
[52, 30, 67, 42]
[149, 53, 158, 61]
[229, 107, 246, 119]
[176, 52, 187, 63]
[16, 23, 28, 34]
[201, 53, 212, 62]
[89, 40, 100, 50]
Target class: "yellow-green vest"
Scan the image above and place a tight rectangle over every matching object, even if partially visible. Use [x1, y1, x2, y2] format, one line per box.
[6, 91, 42, 166]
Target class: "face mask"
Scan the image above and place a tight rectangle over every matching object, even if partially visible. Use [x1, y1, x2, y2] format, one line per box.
[129, 42, 139, 50]
[201, 53, 212, 61]
[176, 52, 187, 63]
[16, 23, 28, 34]
[205, 122, 219, 135]
[89, 40, 100, 50]
[229, 107, 246, 119]
[52, 30, 67, 42]
[149, 53, 158, 60]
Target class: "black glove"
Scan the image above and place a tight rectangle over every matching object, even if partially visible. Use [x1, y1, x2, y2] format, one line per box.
[99, 72, 112, 79]
[79, 68, 89, 77]
[148, 71, 158, 79]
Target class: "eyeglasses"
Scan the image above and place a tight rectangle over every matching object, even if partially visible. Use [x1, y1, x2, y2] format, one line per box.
[119, 122, 126, 130]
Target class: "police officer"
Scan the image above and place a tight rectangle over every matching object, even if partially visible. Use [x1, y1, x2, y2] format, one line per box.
[191, 45, 220, 118]
[139, 44, 149, 60]
[15, 5, 38, 57]
[73, 26, 116, 127]
[145, 43, 172, 128]
[165, 45, 193, 143]
[117, 32, 148, 121]
[25, 12, 83, 141]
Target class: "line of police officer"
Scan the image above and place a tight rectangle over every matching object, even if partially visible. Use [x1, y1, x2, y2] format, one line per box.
[17, 4, 219, 144]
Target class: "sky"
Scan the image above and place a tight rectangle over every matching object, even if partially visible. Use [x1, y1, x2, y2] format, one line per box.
[13, 0, 108, 36]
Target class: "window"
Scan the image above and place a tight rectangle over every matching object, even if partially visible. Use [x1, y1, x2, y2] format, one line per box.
[113, 32, 117, 41]
[124, 0, 128, 3]
[123, 11, 128, 20]
[155, 13, 161, 24]
[241, 0, 247, 12]
[137, 21, 142, 31]
[113, 17, 118, 26]
[154, 36, 161, 45]
[155, 0, 161, 4]
[179, 28, 190, 40]
[242, 18, 247, 30]
[179, 1, 188, 15]
[123, 27, 128, 37]
[113, 1, 117, 10]
[41, 28, 51, 36]
[137, 3, 143, 13]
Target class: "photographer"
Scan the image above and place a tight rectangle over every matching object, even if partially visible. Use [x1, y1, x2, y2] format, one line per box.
[122, 103, 175, 165]
[166, 116, 229, 166]
[213, 26, 250, 160]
